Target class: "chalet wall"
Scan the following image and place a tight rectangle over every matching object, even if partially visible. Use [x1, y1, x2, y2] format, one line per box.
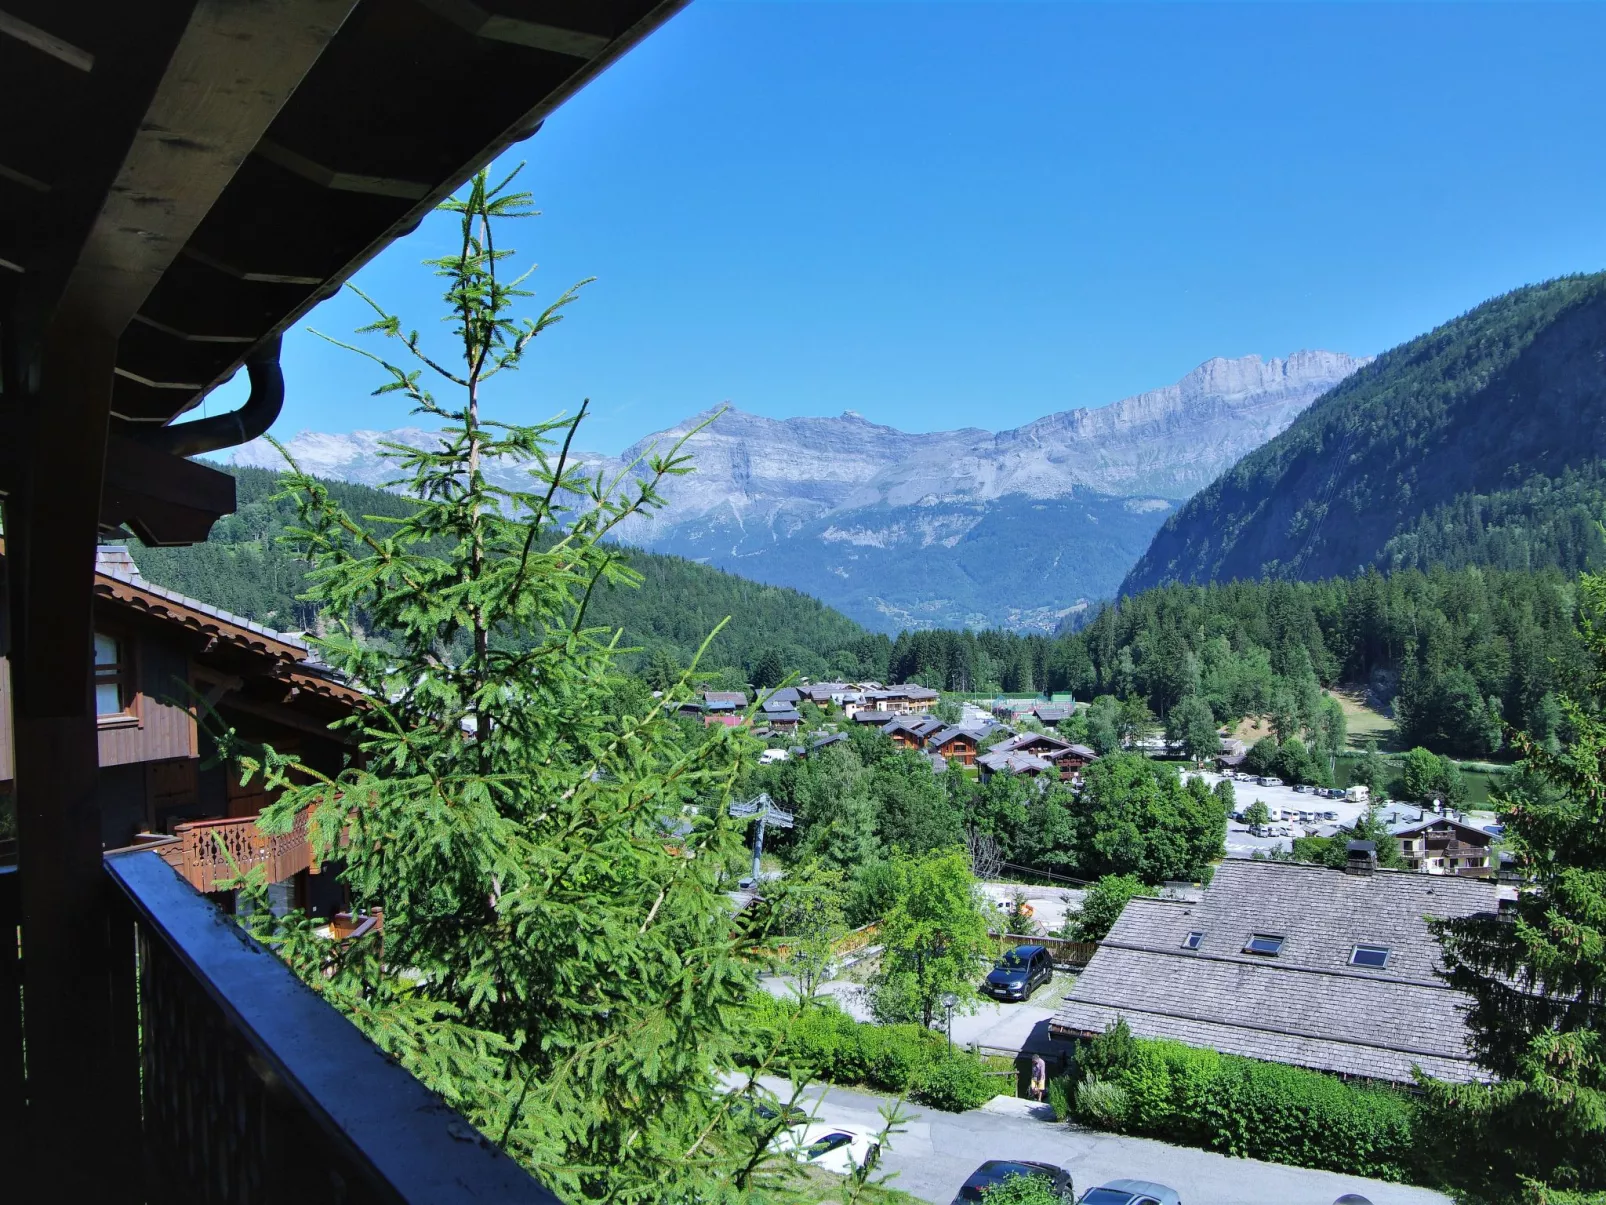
[98, 633, 194, 768]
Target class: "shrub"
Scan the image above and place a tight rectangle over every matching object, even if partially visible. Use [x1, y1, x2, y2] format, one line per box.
[751, 997, 992, 1111]
[1068, 1020, 1421, 1183]
[1045, 1075, 1072, 1121]
[913, 1052, 994, 1112]
[1074, 1076, 1130, 1129]
[980, 1173, 1063, 1205]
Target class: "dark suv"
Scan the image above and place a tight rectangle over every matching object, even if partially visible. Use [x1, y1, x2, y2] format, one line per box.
[982, 944, 1053, 1002]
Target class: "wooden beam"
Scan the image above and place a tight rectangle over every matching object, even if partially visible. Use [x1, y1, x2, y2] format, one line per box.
[0, 8, 94, 72]
[412, 0, 610, 58]
[65, 0, 361, 333]
[255, 138, 433, 200]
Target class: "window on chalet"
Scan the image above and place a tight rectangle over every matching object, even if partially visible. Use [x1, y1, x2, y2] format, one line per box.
[1350, 944, 1390, 969]
[1181, 931, 1204, 950]
[1243, 933, 1284, 956]
[94, 632, 132, 718]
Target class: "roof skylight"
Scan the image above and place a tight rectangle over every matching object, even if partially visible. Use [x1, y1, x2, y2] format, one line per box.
[1243, 934, 1285, 956]
[1350, 944, 1390, 969]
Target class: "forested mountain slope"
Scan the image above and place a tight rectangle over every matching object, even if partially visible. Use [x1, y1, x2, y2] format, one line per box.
[1123, 274, 1606, 593]
[129, 466, 884, 682]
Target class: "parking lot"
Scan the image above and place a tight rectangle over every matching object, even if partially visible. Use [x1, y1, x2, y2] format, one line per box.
[1187, 770, 1396, 857]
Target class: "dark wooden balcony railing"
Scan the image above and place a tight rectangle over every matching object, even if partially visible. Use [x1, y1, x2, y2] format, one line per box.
[2, 852, 560, 1204]
[165, 811, 315, 894]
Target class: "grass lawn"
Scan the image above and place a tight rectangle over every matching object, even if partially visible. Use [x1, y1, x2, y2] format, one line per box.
[1327, 685, 1396, 750]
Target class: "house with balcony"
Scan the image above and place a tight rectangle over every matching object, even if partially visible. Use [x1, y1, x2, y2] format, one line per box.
[1392, 815, 1497, 876]
[0, 545, 366, 911]
[0, 3, 686, 1199]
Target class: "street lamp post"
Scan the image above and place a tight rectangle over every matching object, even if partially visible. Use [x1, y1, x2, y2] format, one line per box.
[941, 991, 959, 1052]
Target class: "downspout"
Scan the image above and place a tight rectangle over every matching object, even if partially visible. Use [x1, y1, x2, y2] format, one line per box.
[128, 334, 284, 458]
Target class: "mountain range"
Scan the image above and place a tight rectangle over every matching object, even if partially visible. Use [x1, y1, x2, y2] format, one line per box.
[226, 349, 1367, 631]
[1123, 273, 1606, 593]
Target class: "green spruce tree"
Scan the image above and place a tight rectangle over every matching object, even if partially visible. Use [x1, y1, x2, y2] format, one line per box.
[229, 170, 806, 1202]
[1420, 571, 1606, 1203]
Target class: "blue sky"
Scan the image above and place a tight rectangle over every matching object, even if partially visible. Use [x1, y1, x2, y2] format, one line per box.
[224, 1, 1606, 455]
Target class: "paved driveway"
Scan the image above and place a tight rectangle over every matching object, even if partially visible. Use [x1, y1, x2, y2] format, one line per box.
[753, 1076, 1450, 1205]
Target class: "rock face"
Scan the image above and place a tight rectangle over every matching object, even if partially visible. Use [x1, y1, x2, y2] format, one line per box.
[225, 350, 1365, 631]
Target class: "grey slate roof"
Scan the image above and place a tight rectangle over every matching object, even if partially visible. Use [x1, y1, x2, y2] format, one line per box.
[928, 726, 978, 748]
[853, 710, 897, 725]
[767, 686, 803, 706]
[762, 697, 798, 714]
[1051, 858, 1498, 1084]
[978, 750, 1052, 775]
[996, 732, 1073, 755]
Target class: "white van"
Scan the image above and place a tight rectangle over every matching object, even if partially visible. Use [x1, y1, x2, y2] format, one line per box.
[1345, 785, 1370, 804]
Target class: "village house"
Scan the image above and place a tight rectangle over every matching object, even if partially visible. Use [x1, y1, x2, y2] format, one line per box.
[1391, 815, 1497, 876]
[1051, 845, 1500, 1085]
[0, 547, 365, 914]
[862, 684, 940, 715]
[995, 731, 1076, 758]
[882, 715, 944, 749]
[1032, 704, 1071, 727]
[978, 749, 1055, 780]
[852, 709, 898, 726]
[927, 726, 979, 766]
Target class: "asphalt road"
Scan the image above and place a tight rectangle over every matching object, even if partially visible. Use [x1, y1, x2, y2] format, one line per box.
[755, 1075, 1451, 1205]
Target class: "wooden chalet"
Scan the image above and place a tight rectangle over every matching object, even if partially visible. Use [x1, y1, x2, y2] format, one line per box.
[928, 725, 979, 766]
[1392, 815, 1497, 877]
[0, 2, 686, 1199]
[0, 545, 363, 908]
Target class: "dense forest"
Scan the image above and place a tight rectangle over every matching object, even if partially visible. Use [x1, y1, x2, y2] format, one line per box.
[130, 466, 889, 684]
[890, 567, 1585, 759]
[1123, 272, 1606, 592]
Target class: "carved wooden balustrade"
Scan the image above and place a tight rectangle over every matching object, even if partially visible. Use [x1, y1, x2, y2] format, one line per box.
[167, 811, 313, 893]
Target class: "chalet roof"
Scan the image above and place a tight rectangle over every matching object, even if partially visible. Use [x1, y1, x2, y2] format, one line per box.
[978, 750, 1052, 775]
[703, 691, 748, 708]
[764, 710, 802, 724]
[91, 546, 367, 707]
[761, 697, 798, 714]
[766, 687, 803, 706]
[1033, 706, 1070, 722]
[1051, 859, 1498, 1084]
[1392, 816, 1494, 843]
[853, 710, 897, 725]
[807, 733, 848, 751]
[1059, 744, 1098, 761]
[995, 732, 1073, 754]
[929, 726, 978, 748]
[95, 546, 305, 660]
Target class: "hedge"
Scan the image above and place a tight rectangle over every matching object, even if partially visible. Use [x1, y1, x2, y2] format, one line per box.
[1069, 1021, 1420, 1182]
[750, 994, 996, 1112]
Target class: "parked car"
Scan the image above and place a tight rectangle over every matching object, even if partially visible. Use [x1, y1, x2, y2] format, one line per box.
[731, 1092, 809, 1135]
[953, 1160, 1075, 1203]
[1257, 776, 1283, 787]
[771, 1123, 880, 1176]
[1078, 1180, 1183, 1205]
[982, 944, 1054, 1002]
[1293, 783, 1310, 793]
